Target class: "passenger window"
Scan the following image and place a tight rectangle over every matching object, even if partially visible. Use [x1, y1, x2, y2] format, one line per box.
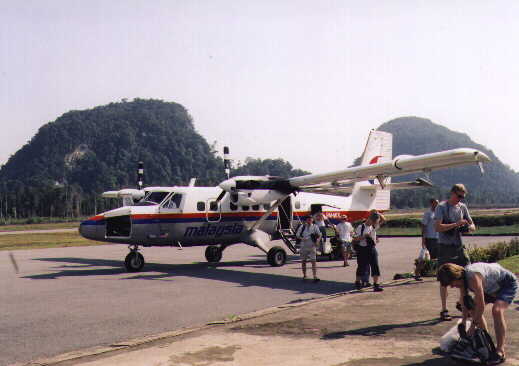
[230, 202, 238, 211]
[210, 201, 218, 211]
[242, 205, 250, 211]
[263, 203, 271, 211]
[252, 205, 260, 211]
[197, 201, 205, 211]
[295, 201, 301, 209]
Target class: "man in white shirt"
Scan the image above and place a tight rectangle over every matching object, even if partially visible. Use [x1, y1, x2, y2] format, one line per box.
[335, 215, 354, 267]
[296, 216, 322, 282]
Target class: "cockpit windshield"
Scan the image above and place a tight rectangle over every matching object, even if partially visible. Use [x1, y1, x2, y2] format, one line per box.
[134, 191, 170, 206]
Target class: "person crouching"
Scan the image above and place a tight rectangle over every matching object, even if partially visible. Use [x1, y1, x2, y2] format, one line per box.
[296, 216, 322, 282]
[438, 262, 517, 364]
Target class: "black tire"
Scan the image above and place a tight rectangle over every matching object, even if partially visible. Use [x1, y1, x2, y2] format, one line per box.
[205, 245, 223, 263]
[267, 246, 287, 267]
[124, 252, 145, 272]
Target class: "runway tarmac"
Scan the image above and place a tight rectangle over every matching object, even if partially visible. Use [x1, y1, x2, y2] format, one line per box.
[1, 236, 515, 365]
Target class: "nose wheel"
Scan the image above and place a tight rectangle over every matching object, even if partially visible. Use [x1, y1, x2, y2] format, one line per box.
[125, 246, 145, 272]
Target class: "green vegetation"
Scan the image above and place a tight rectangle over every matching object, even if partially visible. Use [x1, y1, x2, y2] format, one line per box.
[0, 99, 307, 220]
[417, 238, 519, 277]
[467, 238, 519, 263]
[378, 117, 519, 208]
[0, 222, 79, 231]
[378, 225, 519, 236]
[499, 255, 519, 273]
[0, 232, 105, 251]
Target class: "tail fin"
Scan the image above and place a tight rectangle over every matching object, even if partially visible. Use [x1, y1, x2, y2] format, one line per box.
[350, 130, 393, 211]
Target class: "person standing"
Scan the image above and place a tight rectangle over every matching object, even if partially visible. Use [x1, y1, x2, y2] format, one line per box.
[422, 198, 439, 259]
[335, 215, 354, 267]
[296, 215, 322, 282]
[438, 262, 517, 364]
[314, 211, 330, 254]
[353, 212, 384, 292]
[435, 184, 476, 321]
[415, 199, 439, 281]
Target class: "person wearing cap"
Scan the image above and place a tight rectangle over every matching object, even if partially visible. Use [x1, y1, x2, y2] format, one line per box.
[335, 215, 354, 267]
[435, 183, 476, 321]
[295, 215, 322, 282]
[438, 262, 517, 364]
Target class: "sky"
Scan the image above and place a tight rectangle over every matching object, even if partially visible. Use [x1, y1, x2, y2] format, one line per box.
[2, 0, 519, 174]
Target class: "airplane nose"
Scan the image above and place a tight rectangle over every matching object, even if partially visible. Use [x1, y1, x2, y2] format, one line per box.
[79, 216, 103, 240]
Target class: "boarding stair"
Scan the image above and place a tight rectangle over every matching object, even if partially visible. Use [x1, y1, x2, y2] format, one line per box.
[277, 228, 298, 254]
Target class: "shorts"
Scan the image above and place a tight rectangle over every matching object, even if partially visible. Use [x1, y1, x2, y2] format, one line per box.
[424, 238, 438, 259]
[341, 240, 352, 251]
[300, 246, 317, 262]
[437, 244, 470, 268]
[491, 273, 518, 304]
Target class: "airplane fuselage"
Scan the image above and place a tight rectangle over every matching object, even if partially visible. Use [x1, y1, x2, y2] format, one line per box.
[79, 186, 370, 248]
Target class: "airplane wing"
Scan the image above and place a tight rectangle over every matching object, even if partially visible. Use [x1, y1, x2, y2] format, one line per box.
[290, 148, 491, 193]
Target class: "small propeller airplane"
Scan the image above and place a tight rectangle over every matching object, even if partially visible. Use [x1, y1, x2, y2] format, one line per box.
[79, 130, 491, 272]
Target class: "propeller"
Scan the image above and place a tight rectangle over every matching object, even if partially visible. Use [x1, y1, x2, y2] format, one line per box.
[215, 146, 232, 203]
[137, 161, 144, 190]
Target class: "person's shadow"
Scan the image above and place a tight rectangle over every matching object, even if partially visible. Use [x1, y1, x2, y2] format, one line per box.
[321, 318, 443, 339]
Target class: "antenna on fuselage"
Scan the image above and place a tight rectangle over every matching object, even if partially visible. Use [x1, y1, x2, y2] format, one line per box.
[223, 146, 231, 179]
[137, 161, 144, 190]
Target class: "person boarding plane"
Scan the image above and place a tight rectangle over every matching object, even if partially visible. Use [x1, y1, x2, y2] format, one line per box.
[79, 130, 490, 272]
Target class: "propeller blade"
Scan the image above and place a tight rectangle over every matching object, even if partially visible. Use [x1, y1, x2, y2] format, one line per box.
[215, 189, 227, 203]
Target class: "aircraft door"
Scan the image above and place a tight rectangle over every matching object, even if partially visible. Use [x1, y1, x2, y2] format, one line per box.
[206, 199, 221, 222]
[158, 193, 183, 239]
[278, 196, 292, 230]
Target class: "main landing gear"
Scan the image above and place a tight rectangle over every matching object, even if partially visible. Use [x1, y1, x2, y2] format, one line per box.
[267, 246, 287, 267]
[125, 245, 145, 272]
[205, 245, 223, 263]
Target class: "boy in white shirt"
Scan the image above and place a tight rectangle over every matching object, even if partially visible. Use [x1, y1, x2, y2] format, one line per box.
[335, 215, 354, 267]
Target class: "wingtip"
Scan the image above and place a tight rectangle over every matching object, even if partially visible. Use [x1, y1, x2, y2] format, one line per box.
[474, 150, 491, 163]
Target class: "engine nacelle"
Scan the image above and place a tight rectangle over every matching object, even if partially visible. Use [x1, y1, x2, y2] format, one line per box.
[231, 189, 286, 206]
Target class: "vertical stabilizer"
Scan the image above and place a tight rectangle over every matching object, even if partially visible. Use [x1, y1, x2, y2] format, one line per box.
[350, 130, 393, 211]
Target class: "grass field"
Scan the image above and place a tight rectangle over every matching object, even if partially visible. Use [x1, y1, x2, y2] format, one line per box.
[377, 224, 519, 236]
[0, 232, 106, 251]
[499, 255, 519, 273]
[0, 222, 80, 232]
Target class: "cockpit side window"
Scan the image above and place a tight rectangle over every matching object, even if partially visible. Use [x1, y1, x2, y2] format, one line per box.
[135, 191, 169, 206]
[164, 193, 183, 209]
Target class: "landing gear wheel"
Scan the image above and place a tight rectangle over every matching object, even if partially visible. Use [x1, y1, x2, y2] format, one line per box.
[267, 246, 287, 267]
[125, 252, 145, 272]
[205, 245, 223, 263]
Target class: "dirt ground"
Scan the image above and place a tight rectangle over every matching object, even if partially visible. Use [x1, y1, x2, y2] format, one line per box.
[47, 278, 518, 366]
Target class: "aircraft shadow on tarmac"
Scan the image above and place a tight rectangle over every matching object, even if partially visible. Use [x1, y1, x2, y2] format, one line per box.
[24, 257, 355, 295]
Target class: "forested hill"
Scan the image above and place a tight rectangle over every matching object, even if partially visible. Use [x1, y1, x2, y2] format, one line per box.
[0, 99, 225, 191]
[378, 117, 519, 207]
[0, 99, 308, 218]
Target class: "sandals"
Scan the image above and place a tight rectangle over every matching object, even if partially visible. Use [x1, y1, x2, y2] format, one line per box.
[487, 352, 506, 365]
[440, 310, 452, 321]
